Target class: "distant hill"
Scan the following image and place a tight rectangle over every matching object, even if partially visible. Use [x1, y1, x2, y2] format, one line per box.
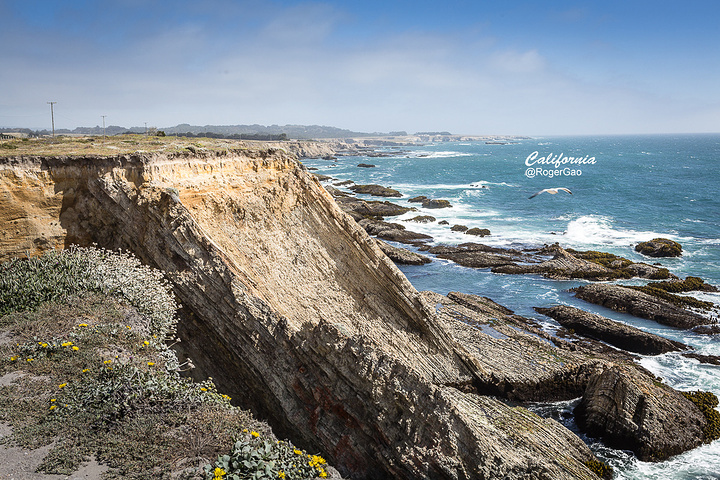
[161, 124, 382, 139]
[20, 124, 400, 139]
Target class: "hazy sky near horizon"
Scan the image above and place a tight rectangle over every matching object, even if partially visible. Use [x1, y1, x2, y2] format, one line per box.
[2, 0, 719, 135]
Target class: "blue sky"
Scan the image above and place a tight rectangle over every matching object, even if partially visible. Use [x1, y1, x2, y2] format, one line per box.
[1, 0, 719, 135]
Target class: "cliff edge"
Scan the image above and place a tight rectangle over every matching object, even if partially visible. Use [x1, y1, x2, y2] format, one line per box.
[0, 147, 603, 479]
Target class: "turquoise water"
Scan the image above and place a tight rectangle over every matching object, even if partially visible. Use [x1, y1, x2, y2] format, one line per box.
[303, 134, 720, 479]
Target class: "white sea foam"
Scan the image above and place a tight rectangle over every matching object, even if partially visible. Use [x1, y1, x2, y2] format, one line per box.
[388, 181, 518, 191]
[612, 441, 720, 480]
[410, 150, 474, 159]
[564, 215, 670, 247]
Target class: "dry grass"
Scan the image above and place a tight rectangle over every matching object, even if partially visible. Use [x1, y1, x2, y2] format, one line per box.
[0, 134, 253, 157]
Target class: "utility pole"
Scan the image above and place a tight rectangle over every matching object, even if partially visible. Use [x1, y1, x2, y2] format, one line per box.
[47, 101, 56, 137]
[101, 115, 107, 138]
[145, 122, 148, 136]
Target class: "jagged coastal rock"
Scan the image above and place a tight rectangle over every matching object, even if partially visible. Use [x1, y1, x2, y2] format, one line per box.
[535, 305, 686, 355]
[374, 239, 431, 265]
[492, 244, 671, 280]
[0, 149, 607, 479]
[427, 243, 528, 269]
[635, 238, 683, 257]
[357, 218, 433, 245]
[575, 364, 706, 461]
[408, 196, 453, 209]
[572, 283, 708, 329]
[348, 184, 402, 197]
[465, 227, 491, 237]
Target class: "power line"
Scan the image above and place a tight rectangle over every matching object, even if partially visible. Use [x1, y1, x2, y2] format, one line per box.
[47, 101, 57, 137]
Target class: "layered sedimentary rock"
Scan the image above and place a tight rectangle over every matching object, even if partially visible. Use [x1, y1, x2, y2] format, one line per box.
[573, 283, 707, 329]
[0, 151, 603, 479]
[575, 364, 706, 461]
[426, 291, 606, 402]
[492, 245, 669, 280]
[535, 305, 686, 355]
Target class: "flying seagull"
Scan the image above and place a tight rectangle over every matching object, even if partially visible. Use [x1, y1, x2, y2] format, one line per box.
[528, 187, 572, 199]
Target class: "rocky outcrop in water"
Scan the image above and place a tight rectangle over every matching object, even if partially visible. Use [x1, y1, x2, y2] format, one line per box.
[375, 239, 431, 265]
[426, 243, 531, 269]
[572, 283, 708, 329]
[575, 364, 706, 461]
[535, 305, 686, 355]
[465, 227, 491, 237]
[348, 184, 402, 197]
[635, 238, 683, 257]
[418, 243, 671, 281]
[408, 196, 452, 209]
[332, 195, 413, 221]
[493, 245, 670, 280]
[357, 218, 433, 245]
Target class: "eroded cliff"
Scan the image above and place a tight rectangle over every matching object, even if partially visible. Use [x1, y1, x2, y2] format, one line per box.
[1, 148, 604, 479]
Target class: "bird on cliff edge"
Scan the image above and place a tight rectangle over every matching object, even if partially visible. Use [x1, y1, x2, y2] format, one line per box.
[528, 187, 572, 199]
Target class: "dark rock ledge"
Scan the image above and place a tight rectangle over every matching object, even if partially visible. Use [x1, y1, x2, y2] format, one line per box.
[535, 305, 687, 355]
[348, 184, 402, 197]
[374, 239, 431, 265]
[572, 283, 709, 329]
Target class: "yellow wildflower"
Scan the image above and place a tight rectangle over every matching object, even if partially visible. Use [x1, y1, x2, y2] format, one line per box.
[78, 323, 88, 327]
[221, 394, 231, 400]
[40, 342, 48, 348]
[251, 431, 260, 438]
[50, 399, 56, 402]
[242, 429, 248, 433]
[147, 362, 155, 366]
[58, 383, 67, 389]
[143, 340, 150, 346]
[26, 358, 33, 362]
[104, 359, 112, 364]
[61, 341, 73, 347]
[200, 387, 207, 392]
[319, 470, 327, 478]
[278, 472, 286, 479]
[126, 325, 131, 329]
[293, 449, 303, 455]
[82, 368, 90, 373]
[10, 356, 17, 362]
[213, 467, 226, 478]
[72, 346, 79, 351]
[49, 405, 56, 410]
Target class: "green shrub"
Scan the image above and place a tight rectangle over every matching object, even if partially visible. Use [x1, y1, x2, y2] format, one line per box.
[204, 433, 329, 479]
[0, 246, 177, 338]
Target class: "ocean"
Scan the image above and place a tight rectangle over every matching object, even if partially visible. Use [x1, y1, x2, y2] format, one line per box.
[303, 134, 720, 479]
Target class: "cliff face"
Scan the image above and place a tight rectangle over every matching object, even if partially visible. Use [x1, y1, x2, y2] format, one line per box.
[0, 150, 601, 479]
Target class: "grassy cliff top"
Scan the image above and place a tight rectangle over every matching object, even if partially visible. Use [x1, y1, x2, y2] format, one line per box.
[0, 247, 336, 479]
[0, 134, 253, 157]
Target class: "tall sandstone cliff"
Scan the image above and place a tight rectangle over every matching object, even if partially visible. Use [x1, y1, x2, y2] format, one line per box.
[0, 150, 603, 479]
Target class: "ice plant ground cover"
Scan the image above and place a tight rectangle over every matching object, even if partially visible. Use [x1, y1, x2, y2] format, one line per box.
[0, 247, 332, 479]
